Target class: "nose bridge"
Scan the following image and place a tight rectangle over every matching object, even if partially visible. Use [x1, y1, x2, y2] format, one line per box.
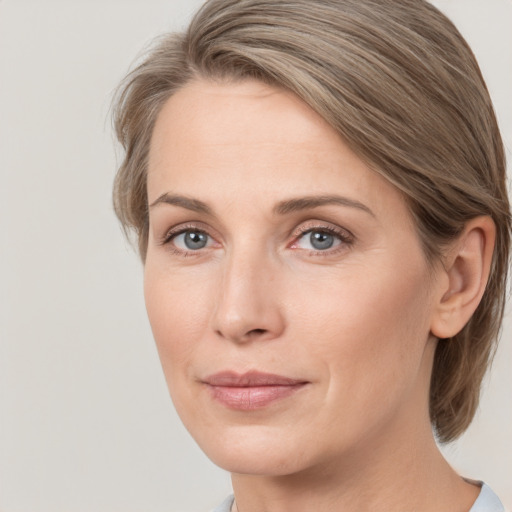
[212, 241, 284, 342]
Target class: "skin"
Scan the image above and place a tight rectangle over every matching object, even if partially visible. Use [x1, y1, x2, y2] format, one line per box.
[144, 79, 489, 511]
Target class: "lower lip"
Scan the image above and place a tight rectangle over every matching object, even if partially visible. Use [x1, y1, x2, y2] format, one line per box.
[207, 384, 307, 410]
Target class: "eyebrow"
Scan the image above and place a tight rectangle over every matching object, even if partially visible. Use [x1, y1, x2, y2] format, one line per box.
[149, 193, 212, 215]
[274, 195, 375, 217]
[149, 193, 374, 218]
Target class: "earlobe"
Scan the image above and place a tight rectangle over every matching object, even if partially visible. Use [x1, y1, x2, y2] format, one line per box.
[430, 216, 496, 339]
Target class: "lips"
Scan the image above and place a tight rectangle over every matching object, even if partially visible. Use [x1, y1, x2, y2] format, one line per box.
[202, 371, 309, 410]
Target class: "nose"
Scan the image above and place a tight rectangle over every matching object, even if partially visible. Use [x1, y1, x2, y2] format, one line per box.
[211, 248, 286, 344]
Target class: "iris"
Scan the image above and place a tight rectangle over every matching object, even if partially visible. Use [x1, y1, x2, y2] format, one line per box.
[309, 231, 334, 250]
[184, 231, 208, 250]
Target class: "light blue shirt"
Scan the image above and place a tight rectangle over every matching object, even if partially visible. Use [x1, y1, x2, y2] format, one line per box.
[470, 483, 505, 512]
[211, 483, 505, 512]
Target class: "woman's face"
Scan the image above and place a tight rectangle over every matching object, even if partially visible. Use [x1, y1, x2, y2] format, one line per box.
[145, 79, 440, 476]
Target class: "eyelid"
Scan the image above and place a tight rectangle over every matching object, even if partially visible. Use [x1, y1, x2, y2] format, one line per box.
[159, 222, 220, 248]
[291, 221, 354, 242]
[157, 220, 354, 256]
[288, 221, 355, 254]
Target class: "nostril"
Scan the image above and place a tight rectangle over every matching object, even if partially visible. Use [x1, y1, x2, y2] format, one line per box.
[214, 328, 267, 340]
[249, 328, 267, 336]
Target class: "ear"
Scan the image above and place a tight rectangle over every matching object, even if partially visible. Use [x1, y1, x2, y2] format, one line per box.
[430, 216, 496, 339]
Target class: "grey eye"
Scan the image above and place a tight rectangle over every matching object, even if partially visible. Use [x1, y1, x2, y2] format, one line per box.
[309, 231, 335, 250]
[294, 229, 343, 251]
[174, 231, 210, 250]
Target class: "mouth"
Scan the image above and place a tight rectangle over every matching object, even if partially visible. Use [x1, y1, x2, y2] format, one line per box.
[202, 371, 309, 410]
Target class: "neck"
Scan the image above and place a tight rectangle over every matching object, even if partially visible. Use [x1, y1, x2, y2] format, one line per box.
[230, 420, 479, 512]
[229, 338, 480, 512]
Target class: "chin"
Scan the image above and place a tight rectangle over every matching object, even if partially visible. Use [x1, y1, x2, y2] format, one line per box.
[190, 423, 315, 476]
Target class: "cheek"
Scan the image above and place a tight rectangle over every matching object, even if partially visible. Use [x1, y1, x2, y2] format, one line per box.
[143, 261, 214, 378]
[293, 257, 433, 397]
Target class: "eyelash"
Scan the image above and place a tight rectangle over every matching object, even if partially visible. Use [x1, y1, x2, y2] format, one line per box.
[160, 222, 354, 257]
[160, 223, 213, 257]
[290, 223, 354, 256]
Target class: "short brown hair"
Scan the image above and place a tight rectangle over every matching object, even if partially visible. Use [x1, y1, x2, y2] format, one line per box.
[112, 0, 511, 442]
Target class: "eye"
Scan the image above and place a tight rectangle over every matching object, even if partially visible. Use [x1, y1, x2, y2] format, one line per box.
[290, 225, 354, 253]
[169, 229, 213, 251]
[306, 231, 338, 250]
[295, 230, 341, 251]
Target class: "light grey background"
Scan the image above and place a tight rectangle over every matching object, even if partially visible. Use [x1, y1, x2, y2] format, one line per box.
[0, 1, 510, 511]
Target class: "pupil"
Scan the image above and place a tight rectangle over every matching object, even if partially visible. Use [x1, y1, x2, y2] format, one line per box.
[310, 231, 334, 250]
[185, 231, 207, 249]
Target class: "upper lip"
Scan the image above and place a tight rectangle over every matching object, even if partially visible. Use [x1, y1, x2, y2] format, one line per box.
[203, 371, 307, 387]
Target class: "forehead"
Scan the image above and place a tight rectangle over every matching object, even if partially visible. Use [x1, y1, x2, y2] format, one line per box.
[149, 78, 337, 163]
[147, 78, 410, 225]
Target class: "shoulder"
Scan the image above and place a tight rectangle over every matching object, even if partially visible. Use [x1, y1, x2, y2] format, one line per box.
[208, 488, 505, 512]
[469, 483, 505, 512]
[210, 494, 234, 512]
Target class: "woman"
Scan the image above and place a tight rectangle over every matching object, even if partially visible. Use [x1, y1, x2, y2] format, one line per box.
[112, 0, 510, 510]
